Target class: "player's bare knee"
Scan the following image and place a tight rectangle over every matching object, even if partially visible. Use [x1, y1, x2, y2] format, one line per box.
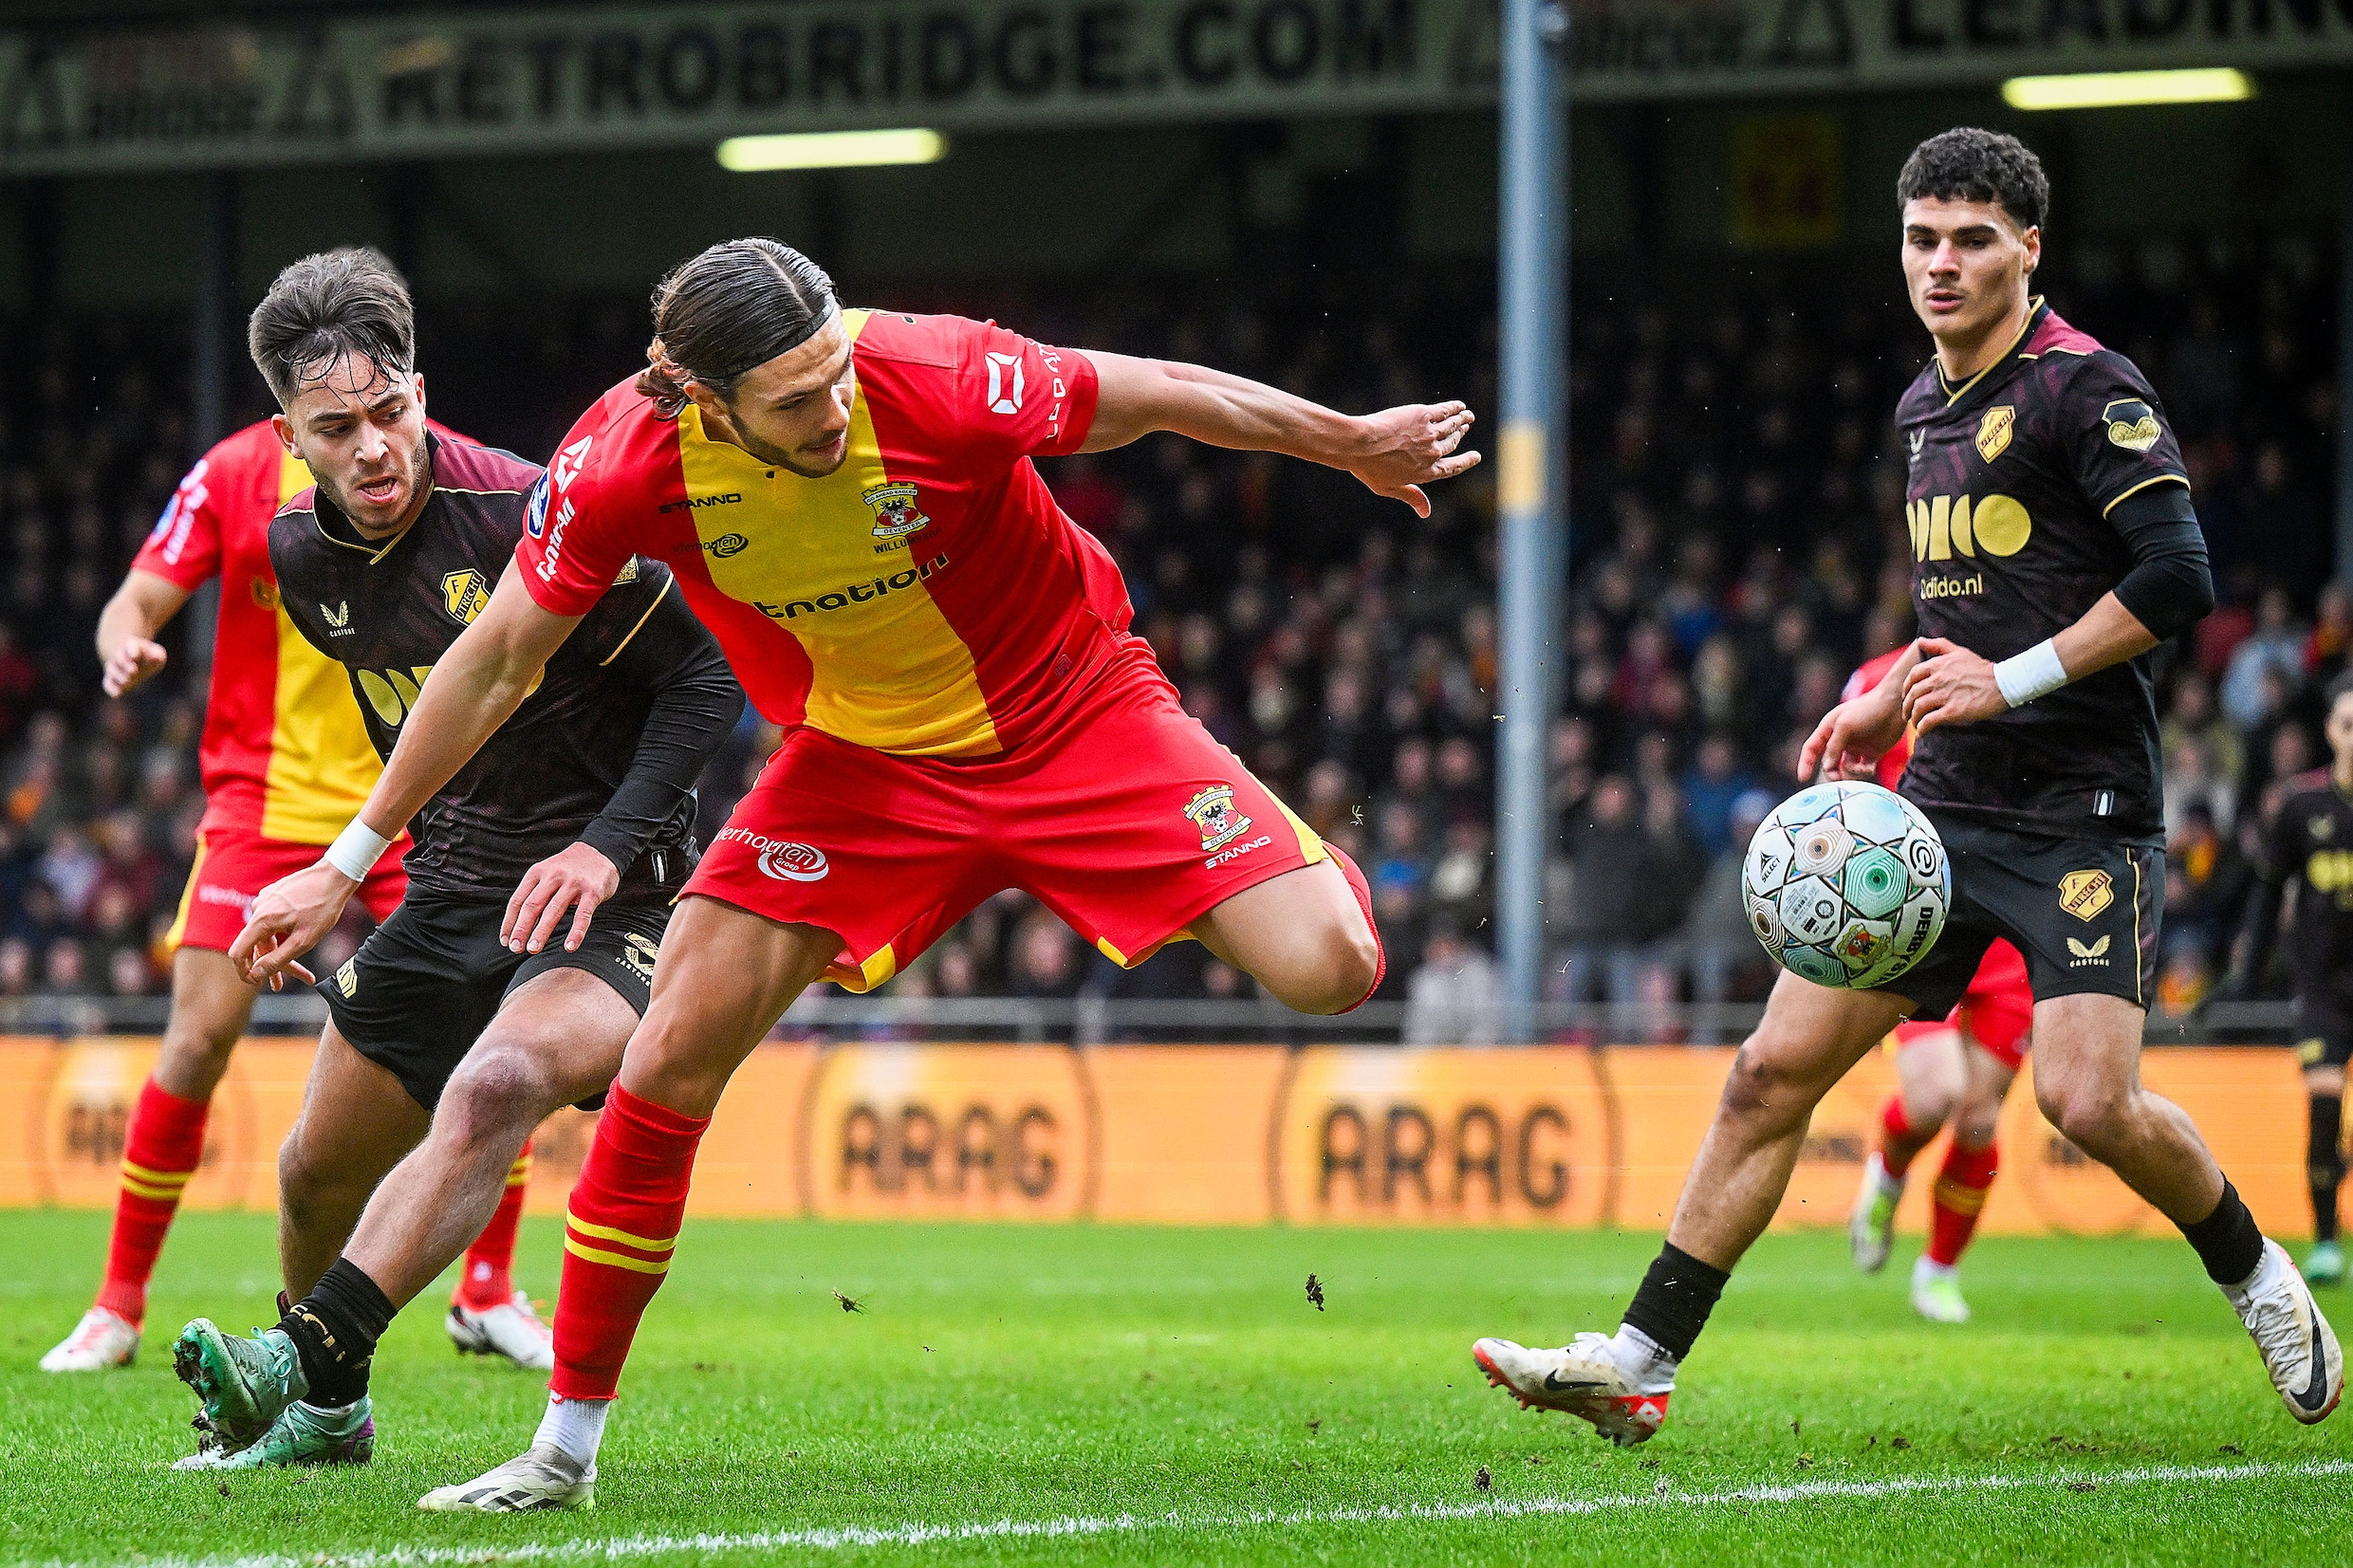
[437, 1048, 554, 1148]
[1278, 918, 1380, 1016]
[2036, 1076, 2128, 1154]
[276, 1133, 342, 1223]
[1721, 1037, 1827, 1128]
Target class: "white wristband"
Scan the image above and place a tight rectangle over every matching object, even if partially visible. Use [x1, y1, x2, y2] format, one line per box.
[1992, 638, 2068, 709]
[323, 820, 393, 882]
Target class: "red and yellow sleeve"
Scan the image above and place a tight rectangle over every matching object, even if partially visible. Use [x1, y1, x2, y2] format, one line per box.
[516, 401, 657, 618]
[945, 317, 1100, 470]
[134, 455, 232, 590]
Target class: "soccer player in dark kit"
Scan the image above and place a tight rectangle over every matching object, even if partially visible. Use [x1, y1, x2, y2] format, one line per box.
[2231, 673, 2353, 1287]
[168, 249, 738, 1469]
[1475, 128, 2341, 1441]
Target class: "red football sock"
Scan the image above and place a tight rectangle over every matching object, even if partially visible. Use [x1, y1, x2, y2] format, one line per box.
[1878, 1094, 1930, 1180]
[549, 1085, 709, 1401]
[1321, 843, 1386, 1011]
[457, 1137, 534, 1311]
[95, 1079, 210, 1322]
[1927, 1139, 2000, 1266]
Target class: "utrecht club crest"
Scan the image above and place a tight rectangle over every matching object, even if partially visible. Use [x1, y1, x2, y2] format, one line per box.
[1184, 784, 1253, 852]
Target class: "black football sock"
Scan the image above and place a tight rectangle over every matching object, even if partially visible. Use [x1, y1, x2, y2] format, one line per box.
[276, 1258, 396, 1409]
[2177, 1179, 2267, 1289]
[2308, 1095, 2344, 1245]
[1620, 1242, 1731, 1363]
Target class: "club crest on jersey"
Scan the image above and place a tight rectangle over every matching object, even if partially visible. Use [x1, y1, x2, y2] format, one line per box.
[2103, 399, 2162, 452]
[441, 569, 491, 626]
[863, 483, 930, 545]
[1184, 784, 1252, 852]
[2059, 869, 2114, 922]
[1975, 405, 2014, 464]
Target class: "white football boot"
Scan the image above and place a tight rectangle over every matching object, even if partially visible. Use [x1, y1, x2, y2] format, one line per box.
[417, 1444, 595, 1512]
[39, 1305, 139, 1372]
[447, 1290, 556, 1372]
[1910, 1257, 1971, 1323]
[1472, 1330, 1674, 1446]
[2227, 1239, 2343, 1425]
[1850, 1153, 1902, 1274]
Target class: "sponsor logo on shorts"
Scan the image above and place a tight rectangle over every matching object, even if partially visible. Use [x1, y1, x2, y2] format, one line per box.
[717, 827, 830, 882]
[2066, 934, 2111, 968]
[2058, 869, 2113, 921]
[1206, 833, 1273, 871]
[1183, 784, 1252, 851]
[196, 885, 255, 911]
[334, 958, 359, 998]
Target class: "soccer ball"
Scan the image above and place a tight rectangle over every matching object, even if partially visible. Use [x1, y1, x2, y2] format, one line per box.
[1741, 781, 1949, 989]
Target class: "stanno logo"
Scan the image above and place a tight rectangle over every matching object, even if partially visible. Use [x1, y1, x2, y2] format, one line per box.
[2058, 869, 2114, 922]
[1206, 833, 1273, 870]
[985, 351, 1025, 415]
[321, 601, 354, 636]
[658, 492, 742, 514]
[754, 554, 948, 620]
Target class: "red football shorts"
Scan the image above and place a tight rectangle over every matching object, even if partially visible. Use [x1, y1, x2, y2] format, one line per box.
[1895, 937, 2032, 1070]
[684, 661, 1331, 992]
[164, 826, 408, 955]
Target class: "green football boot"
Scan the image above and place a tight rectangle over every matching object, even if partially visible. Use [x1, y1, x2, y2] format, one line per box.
[2307, 1240, 2346, 1287]
[173, 1319, 307, 1451]
[173, 1397, 374, 1471]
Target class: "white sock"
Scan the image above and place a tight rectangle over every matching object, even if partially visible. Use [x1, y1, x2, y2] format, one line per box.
[1613, 1325, 1679, 1393]
[1914, 1256, 1956, 1282]
[534, 1394, 610, 1468]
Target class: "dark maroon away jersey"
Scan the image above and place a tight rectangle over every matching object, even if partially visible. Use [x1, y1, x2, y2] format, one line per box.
[1894, 300, 2191, 844]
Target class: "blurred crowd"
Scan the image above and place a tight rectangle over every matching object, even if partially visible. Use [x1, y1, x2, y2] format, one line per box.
[0, 236, 2338, 1037]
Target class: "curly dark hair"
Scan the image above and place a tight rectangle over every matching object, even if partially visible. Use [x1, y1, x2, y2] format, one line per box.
[247, 247, 416, 409]
[1897, 128, 2049, 232]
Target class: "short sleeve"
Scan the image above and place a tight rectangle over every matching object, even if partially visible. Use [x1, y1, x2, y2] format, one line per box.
[2067, 353, 2190, 519]
[133, 457, 227, 590]
[514, 424, 635, 618]
[949, 318, 1100, 471]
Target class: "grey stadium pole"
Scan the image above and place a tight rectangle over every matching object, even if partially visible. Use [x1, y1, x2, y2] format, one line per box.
[1495, 0, 1568, 1042]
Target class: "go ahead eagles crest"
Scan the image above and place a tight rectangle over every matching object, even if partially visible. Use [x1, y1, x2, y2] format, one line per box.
[1184, 784, 1253, 852]
[863, 483, 929, 551]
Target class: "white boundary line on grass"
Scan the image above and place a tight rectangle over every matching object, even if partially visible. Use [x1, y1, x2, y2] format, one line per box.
[111, 1456, 2353, 1565]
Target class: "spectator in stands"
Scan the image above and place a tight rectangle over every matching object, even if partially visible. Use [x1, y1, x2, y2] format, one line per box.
[2224, 587, 2307, 731]
[1685, 788, 1776, 1043]
[1404, 921, 1502, 1044]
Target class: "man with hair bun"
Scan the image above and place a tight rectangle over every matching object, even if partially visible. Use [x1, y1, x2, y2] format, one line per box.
[1474, 127, 2339, 1446]
[234, 234, 1481, 1510]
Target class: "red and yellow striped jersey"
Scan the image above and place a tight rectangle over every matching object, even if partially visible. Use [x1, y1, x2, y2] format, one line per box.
[515, 310, 1112, 758]
[137, 420, 441, 844]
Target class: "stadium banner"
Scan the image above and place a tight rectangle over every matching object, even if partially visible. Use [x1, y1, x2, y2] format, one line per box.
[3, 0, 2348, 175]
[0, 1036, 2313, 1238]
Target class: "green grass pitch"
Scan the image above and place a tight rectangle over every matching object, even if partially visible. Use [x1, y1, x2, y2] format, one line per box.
[1, 1210, 2348, 1564]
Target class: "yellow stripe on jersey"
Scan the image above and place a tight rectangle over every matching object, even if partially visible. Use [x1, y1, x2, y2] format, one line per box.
[261, 449, 383, 844]
[678, 310, 1000, 758]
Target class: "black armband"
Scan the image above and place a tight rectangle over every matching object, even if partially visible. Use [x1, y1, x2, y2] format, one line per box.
[2108, 482, 2213, 641]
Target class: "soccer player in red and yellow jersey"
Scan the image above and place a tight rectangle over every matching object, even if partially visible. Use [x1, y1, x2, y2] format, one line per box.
[1839, 643, 2033, 1324]
[40, 415, 546, 1375]
[233, 238, 1478, 1510]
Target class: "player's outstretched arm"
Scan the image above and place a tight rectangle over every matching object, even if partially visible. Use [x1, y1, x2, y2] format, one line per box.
[231, 562, 584, 987]
[96, 569, 191, 698]
[1902, 593, 2160, 737]
[1077, 351, 1480, 519]
[1798, 643, 1918, 782]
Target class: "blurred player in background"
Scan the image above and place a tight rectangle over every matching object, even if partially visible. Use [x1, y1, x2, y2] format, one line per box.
[1840, 643, 2034, 1323]
[1474, 128, 2339, 1446]
[2229, 673, 2353, 1287]
[39, 303, 553, 1374]
[234, 236, 1477, 1510]
[175, 249, 734, 1470]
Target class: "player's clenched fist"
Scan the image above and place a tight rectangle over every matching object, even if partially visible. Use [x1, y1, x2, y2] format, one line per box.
[502, 841, 621, 955]
[229, 859, 358, 989]
[102, 635, 168, 698]
[1346, 401, 1482, 518]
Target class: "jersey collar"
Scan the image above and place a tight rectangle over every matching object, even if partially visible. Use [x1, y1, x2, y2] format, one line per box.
[311, 431, 441, 564]
[1934, 297, 2047, 410]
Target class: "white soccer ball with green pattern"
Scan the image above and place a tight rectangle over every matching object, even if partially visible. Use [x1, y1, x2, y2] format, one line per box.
[1741, 781, 1949, 989]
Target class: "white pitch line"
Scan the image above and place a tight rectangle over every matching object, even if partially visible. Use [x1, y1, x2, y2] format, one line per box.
[90, 1457, 2353, 1568]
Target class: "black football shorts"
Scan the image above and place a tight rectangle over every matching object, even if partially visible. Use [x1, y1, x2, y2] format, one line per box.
[317, 887, 668, 1112]
[1876, 816, 2160, 1021]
